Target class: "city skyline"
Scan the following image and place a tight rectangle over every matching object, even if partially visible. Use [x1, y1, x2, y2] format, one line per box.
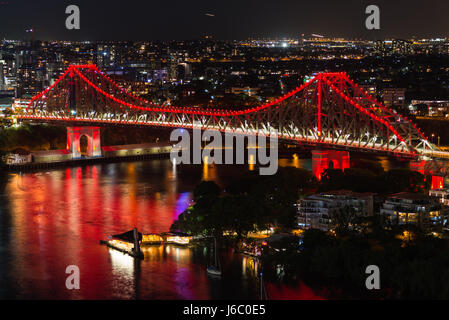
[1, 0, 449, 41]
[2, 2, 449, 304]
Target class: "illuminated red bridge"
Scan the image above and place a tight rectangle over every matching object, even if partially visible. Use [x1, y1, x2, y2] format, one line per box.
[17, 64, 443, 159]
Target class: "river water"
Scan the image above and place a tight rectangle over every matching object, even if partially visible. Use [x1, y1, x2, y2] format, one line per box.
[0, 156, 399, 300]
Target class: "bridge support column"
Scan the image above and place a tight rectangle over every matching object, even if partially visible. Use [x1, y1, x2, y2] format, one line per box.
[67, 127, 102, 159]
[410, 160, 444, 190]
[431, 176, 444, 190]
[410, 160, 425, 175]
[312, 149, 350, 180]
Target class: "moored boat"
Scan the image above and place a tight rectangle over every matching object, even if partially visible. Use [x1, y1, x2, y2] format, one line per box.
[162, 232, 193, 246]
[207, 237, 222, 277]
[100, 228, 144, 259]
[141, 234, 164, 246]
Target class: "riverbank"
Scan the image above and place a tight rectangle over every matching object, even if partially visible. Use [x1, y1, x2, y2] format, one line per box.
[5, 143, 173, 171]
[5, 152, 171, 172]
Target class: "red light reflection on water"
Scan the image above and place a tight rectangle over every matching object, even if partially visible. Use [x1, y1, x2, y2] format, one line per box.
[4, 162, 202, 299]
[3, 160, 339, 299]
[265, 282, 325, 300]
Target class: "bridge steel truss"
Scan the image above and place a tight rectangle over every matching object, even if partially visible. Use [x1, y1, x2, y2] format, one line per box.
[20, 65, 437, 158]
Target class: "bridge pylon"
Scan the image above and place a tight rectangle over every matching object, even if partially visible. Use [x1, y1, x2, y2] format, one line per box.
[312, 149, 350, 181]
[410, 159, 444, 190]
[67, 127, 102, 159]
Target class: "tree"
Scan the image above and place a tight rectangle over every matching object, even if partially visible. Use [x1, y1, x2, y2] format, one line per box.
[331, 206, 357, 236]
[172, 167, 318, 237]
[320, 168, 381, 193]
[193, 181, 221, 202]
[301, 229, 334, 251]
[0, 108, 14, 127]
[351, 159, 385, 176]
[226, 167, 317, 230]
[382, 169, 427, 194]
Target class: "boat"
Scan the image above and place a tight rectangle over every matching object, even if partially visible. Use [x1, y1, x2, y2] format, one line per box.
[207, 265, 222, 276]
[163, 232, 193, 246]
[100, 228, 144, 259]
[207, 237, 222, 277]
[141, 234, 164, 246]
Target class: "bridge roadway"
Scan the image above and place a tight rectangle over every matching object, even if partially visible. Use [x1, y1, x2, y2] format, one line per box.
[17, 113, 449, 161]
[421, 150, 449, 160]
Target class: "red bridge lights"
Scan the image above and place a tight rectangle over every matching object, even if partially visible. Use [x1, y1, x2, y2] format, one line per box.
[21, 64, 437, 158]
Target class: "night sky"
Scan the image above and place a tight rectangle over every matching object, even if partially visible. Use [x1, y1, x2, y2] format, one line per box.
[0, 0, 448, 40]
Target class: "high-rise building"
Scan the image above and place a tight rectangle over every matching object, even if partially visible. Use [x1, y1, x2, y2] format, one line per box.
[297, 191, 375, 231]
[375, 39, 414, 56]
[380, 193, 448, 233]
[358, 85, 377, 97]
[382, 88, 406, 109]
[96, 44, 117, 69]
[0, 63, 6, 91]
[177, 63, 192, 80]
[166, 56, 178, 81]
